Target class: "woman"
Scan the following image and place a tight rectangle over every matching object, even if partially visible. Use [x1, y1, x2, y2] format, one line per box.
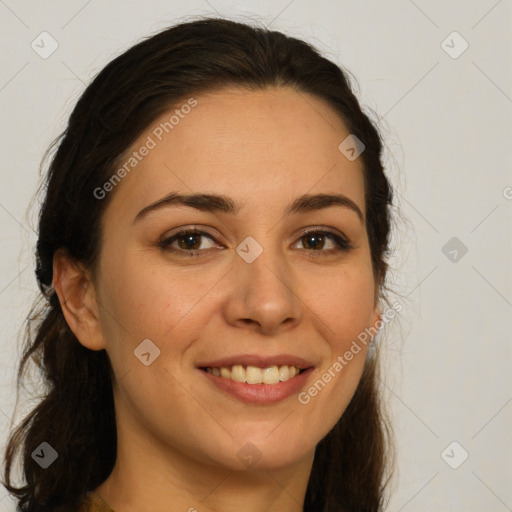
[3, 17, 394, 512]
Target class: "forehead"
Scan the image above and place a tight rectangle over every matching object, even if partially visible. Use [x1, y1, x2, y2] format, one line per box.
[106, 86, 365, 217]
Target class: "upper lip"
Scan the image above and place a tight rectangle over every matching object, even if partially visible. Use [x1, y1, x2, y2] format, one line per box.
[197, 354, 315, 370]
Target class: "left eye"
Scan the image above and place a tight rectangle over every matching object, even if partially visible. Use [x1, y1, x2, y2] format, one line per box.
[158, 228, 351, 256]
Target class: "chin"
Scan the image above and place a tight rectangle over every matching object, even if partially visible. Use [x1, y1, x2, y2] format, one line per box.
[205, 432, 315, 472]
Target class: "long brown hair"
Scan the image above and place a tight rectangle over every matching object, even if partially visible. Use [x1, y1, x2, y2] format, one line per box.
[3, 17, 394, 512]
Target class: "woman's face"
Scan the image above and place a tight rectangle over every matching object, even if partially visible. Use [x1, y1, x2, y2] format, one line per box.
[85, 86, 380, 472]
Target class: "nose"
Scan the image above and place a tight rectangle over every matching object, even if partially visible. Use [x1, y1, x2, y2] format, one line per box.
[222, 241, 303, 335]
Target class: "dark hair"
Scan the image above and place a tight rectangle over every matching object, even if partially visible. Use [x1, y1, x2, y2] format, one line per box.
[3, 16, 394, 512]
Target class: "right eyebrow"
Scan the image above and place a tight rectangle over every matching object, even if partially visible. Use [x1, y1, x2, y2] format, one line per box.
[133, 192, 364, 224]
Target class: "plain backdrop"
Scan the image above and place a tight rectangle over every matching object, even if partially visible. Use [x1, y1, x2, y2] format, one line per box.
[1, 1, 511, 511]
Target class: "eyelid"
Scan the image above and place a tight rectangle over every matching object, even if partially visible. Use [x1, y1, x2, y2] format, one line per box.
[295, 226, 352, 253]
[298, 226, 350, 243]
[157, 225, 352, 255]
[159, 225, 218, 242]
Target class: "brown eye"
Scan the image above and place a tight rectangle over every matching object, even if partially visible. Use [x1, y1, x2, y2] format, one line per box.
[176, 232, 203, 250]
[158, 229, 220, 256]
[158, 227, 351, 258]
[295, 229, 351, 254]
[301, 232, 328, 250]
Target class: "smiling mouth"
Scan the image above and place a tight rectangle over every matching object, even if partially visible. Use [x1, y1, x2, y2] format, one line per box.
[199, 364, 306, 385]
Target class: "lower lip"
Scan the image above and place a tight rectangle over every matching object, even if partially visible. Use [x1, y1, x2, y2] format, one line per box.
[198, 367, 314, 404]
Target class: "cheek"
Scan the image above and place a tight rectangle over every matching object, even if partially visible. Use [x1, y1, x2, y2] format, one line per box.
[299, 262, 375, 415]
[98, 253, 194, 338]
[98, 243, 376, 359]
[93, 240, 377, 467]
[312, 261, 377, 344]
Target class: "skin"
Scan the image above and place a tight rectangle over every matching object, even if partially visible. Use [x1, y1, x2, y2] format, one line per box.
[54, 86, 381, 512]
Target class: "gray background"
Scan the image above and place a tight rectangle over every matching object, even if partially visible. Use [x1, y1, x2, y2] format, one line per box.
[1, 1, 511, 510]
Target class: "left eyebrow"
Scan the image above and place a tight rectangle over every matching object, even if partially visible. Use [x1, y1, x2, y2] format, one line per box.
[133, 192, 364, 224]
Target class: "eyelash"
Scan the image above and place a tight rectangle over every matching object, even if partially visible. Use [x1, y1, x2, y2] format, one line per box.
[157, 227, 352, 257]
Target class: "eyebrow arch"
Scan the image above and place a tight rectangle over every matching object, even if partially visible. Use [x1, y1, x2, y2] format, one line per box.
[133, 192, 364, 224]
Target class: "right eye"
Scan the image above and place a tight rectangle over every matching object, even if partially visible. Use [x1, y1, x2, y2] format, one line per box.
[158, 229, 222, 257]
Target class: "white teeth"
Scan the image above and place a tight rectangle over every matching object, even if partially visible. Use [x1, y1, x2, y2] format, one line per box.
[231, 364, 245, 383]
[262, 366, 280, 384]
[220, 366, 231, 379]
[204, 364, 303, 384]
[246, 366, 263, 384]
